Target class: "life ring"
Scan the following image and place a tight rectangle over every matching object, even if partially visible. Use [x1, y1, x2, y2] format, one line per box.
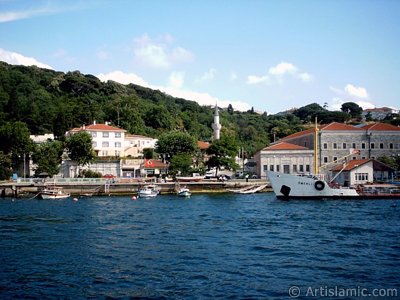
[314, 180, 325, 191]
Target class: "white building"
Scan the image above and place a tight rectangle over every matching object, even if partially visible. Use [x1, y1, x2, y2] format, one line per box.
[254, 142, 314, 179]
[68, 122, 126, 157]
[124, 134, 158, 158]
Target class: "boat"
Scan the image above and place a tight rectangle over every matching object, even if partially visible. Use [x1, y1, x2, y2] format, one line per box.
[137, 185, 160, 198]
[227, 184, 268, 194]
[177, 187, 191, 197]
[176, 176, 204, 182]
[267, 171, 359, 199]
[40, 186, 70, 199]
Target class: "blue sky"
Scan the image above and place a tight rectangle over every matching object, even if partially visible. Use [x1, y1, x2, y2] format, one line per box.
[1, 0, 399, 113]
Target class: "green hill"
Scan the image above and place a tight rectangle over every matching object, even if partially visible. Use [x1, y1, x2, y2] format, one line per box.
[0, 62, 305, 155]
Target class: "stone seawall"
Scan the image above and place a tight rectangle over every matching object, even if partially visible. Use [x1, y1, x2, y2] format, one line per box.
[0, 180, 271, 197]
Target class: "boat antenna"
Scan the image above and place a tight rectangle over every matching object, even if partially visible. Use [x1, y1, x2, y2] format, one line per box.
[314, 117, 319, 175]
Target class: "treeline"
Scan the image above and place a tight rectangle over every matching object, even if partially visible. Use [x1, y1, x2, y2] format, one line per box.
[0, 62, 303, 156]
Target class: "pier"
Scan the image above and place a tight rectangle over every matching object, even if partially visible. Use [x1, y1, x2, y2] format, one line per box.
[0, 178, 270, 198]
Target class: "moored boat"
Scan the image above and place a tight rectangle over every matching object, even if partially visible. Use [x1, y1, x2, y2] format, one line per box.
[177, 187, 191, 197]
[138, 185, 160, 198]
[40, 186, 70, 199]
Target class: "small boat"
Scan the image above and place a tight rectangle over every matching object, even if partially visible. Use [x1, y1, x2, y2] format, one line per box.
[40, 186, 70, 199]
[228, 184, 267, 194]
[177, 187, 191, 197]
[138, 185, 160, 198]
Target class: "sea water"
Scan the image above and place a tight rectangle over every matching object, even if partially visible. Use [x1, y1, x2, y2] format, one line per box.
[0, 193, 399, 299]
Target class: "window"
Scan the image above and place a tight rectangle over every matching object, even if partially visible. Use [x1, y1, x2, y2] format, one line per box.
[276, 165, 280, 172]
[355, 173, 369, 181]
[333, 157, 338, 162]
[101, 150, 108, 156]
[380, 143, 384, 149]
[115, 142, 121, 148]
[102, 142, 109, 147]
[263, 165, 268, 171]
[333, 143, 337, 149]
[323, 157, 328, 163]
[371, 143, 375, 149]
[102, 132, 109, 138]
[299, 165, 304, 172]
[343, 143, 347, 149]
[306, 165, 310, 172]
[304, 142, 308, 147]
[390, 143, 393, 149]
[91, 132, 97, 137]
[92, 142, 97, 147]
[352, 143, 356, 149]
[293, 165, 297, 173]
[270, 165, 274, 171]
[323, 143, 328, 149]
[362, 143, 366, 149]
[115, 132, 121, 138]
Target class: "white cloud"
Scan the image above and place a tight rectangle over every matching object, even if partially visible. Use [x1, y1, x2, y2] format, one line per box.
[196, 68, 217, 83]
[247, 62, 312, 85]
[246, 75, 270, 85]
[168, 71, 185, 88]
[298, 72, 312, 82]
[133, 34, 193, 68]
[269, 62, 298, 76]
[97, 70, 251, 111]
[97, 70, 149, 87]
[0, 7, 53, 23]
[345, 84, 369, 99]
[0, 48, 53, 69]
[330, 97, 375, 111]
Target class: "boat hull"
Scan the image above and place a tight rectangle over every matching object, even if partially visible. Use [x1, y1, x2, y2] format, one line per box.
[267, 171, 359, 199]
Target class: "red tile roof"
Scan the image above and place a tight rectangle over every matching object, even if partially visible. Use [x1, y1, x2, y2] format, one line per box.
[198, 141, 210, 150]
[281, 122, 363, 141]
[331, 159, 371, 172]
[70, 123, 126, 132]
[360, 123, 400, 131]
[263, 142, 309, 151]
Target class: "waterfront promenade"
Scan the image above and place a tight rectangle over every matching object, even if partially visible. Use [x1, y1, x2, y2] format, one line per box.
[0, 178, 270, 197]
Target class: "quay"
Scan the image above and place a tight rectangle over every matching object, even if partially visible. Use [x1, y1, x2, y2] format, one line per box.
[0, 178, 270, 198]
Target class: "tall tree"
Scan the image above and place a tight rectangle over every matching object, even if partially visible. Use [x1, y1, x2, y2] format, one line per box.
[155, 131, 198, 162]
[65, 131, 95, 175]
[32, 140, 64, 177]
[340, 102, 363, 119]
[206, 135, 239, 175]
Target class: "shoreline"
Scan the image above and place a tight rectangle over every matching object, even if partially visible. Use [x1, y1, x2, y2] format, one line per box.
[0, 179, 271, 198]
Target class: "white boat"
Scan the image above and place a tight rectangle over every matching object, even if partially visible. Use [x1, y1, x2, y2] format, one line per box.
[177, 187, 191, 197]
[227, 184, 267, 194]
[40, 186, 70, 199]
[267, 171, 359, 199]
[138, 185, 160, 198]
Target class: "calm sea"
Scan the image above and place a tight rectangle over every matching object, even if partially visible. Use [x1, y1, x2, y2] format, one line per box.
[0, 193, 399, 299]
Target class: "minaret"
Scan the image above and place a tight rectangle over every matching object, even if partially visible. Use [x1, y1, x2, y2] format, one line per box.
[212, 103, 221, 140]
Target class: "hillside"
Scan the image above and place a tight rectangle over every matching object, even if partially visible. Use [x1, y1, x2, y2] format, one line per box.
[0, 62, 307, 155]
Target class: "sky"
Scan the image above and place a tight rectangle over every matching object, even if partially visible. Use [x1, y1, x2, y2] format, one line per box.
[1, 0, 399, 114]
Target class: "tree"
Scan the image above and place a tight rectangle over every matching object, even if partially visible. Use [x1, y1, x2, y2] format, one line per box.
[227, 104, 234, 114]
[143, 148, 154, 159]
[65, 131, 95, 175]
[169, 153, 193, 176]
[0, 151, 12, 180]
[340, 102, 363, 119]
[32, 140, 64, 177]
[155, 131, 198, 162]
[206, 135, 239, 175]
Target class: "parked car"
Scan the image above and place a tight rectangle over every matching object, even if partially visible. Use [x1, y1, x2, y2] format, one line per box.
[102, 174, 116, 179]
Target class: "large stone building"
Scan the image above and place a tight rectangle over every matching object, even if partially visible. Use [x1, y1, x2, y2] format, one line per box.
[254, 142, 314, 179]
[280, 122, 400, 168]
[254, 122, 400, 180]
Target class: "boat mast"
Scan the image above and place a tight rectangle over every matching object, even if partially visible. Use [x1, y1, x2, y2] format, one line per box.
[314, 117, 319, 175]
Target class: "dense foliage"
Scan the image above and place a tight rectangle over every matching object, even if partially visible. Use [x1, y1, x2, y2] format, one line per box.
[0, 62, 306, 159]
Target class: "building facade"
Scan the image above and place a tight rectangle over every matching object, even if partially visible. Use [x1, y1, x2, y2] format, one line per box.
[254, 142, 314, 179]
[280, 122, 400, 169]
